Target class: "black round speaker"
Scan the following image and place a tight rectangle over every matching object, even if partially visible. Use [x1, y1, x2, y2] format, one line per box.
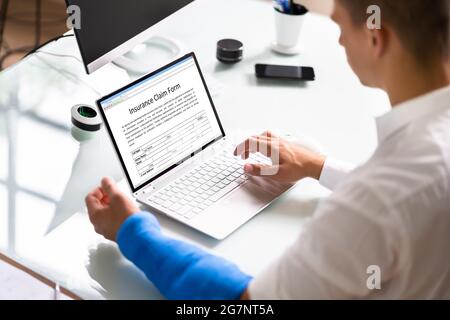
[216, 39, 243, 63]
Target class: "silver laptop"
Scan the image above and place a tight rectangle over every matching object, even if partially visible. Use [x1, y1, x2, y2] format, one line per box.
[97, 52, 293, 239]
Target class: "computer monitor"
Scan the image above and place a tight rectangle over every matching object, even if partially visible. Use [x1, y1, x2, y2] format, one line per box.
[65, 0, 195, 74]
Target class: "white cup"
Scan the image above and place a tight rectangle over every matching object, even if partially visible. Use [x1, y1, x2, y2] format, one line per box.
[272, 6, 308, 55]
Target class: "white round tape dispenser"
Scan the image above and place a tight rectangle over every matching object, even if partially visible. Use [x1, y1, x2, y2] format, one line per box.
[71, 104, 102, 142]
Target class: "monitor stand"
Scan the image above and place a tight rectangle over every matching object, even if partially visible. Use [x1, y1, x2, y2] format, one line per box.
[112, 35, 184, 77]
[111, 35, 223, 98]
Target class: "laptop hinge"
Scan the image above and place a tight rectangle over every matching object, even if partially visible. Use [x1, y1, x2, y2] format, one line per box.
[135, 184, 155, 198]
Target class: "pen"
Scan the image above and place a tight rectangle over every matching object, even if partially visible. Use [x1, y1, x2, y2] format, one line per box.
[273, 0, 283, 12]
[273, 0, 290, 13]
[282, 0, 290, 13]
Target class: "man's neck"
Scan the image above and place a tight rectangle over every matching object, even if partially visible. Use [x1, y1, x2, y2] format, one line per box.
[384, 62, 449, 107]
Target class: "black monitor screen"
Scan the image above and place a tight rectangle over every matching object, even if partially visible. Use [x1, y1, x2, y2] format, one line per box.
[66, 0, 194, 71]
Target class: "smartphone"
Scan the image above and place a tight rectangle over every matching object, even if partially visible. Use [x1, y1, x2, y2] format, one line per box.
[255, 64, 315, 81]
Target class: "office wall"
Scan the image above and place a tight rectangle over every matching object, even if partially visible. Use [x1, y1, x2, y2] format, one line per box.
[0, 0, 68, 68]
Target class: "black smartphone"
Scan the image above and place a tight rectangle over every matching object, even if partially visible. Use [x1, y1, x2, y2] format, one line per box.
[255, 64, 315, 81]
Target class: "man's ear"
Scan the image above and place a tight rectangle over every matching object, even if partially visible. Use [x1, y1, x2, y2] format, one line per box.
[366, 28, 387, 59]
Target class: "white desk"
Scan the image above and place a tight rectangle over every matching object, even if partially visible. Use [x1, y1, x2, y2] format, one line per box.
[0, 0, 390, 299]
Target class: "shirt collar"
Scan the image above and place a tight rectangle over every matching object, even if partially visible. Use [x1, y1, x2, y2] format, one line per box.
[376, 85, 450, 143]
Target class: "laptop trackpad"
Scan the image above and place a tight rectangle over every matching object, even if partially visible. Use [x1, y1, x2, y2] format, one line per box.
[191, 182, 276, 239]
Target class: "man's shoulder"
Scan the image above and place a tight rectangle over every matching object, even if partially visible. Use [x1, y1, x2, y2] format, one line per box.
[331, 109, 450, 214]
[375, 107, 450, 178]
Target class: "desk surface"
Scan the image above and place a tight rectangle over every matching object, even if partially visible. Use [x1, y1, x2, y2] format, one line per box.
[0, 0, 390, 299]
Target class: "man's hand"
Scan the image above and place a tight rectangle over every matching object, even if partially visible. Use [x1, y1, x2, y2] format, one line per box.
[234, 131, 326, 183]
[85, 177, 140, 241]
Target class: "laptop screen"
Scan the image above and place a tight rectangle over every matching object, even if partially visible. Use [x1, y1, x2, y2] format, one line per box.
[98, 53, 225, 192]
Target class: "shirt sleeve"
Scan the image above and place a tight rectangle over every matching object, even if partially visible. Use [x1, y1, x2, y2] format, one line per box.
[248, 179, 403, 299]
[319, 158, 355, 191]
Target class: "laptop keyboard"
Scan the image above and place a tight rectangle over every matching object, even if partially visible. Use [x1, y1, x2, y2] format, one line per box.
[148, 150, 268, 220]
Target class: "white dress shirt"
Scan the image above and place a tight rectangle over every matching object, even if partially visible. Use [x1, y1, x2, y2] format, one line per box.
[249, 86, 450, 299]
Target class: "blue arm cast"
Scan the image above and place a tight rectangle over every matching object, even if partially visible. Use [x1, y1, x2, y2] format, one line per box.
[117, 212, 252, 300]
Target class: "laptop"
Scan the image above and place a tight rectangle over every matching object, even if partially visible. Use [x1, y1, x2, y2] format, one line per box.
[97, 52, 293, 239]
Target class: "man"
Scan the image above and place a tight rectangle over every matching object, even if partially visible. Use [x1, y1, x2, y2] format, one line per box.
[86, 0, 450, 299]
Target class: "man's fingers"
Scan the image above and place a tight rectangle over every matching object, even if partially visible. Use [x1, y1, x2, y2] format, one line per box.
[260, 130, 277, 139]
[241, 151, 251, 160]
[248, 137, 272, 157]
[233, 131, 279, 156]
[101, 177, 118, 197]
[234, 137, 273, 157]
[234, 134, 270, 156]
[85, 193, 103, 216]
[244, 163, 278, 176]
[89, 187, 103, 200]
